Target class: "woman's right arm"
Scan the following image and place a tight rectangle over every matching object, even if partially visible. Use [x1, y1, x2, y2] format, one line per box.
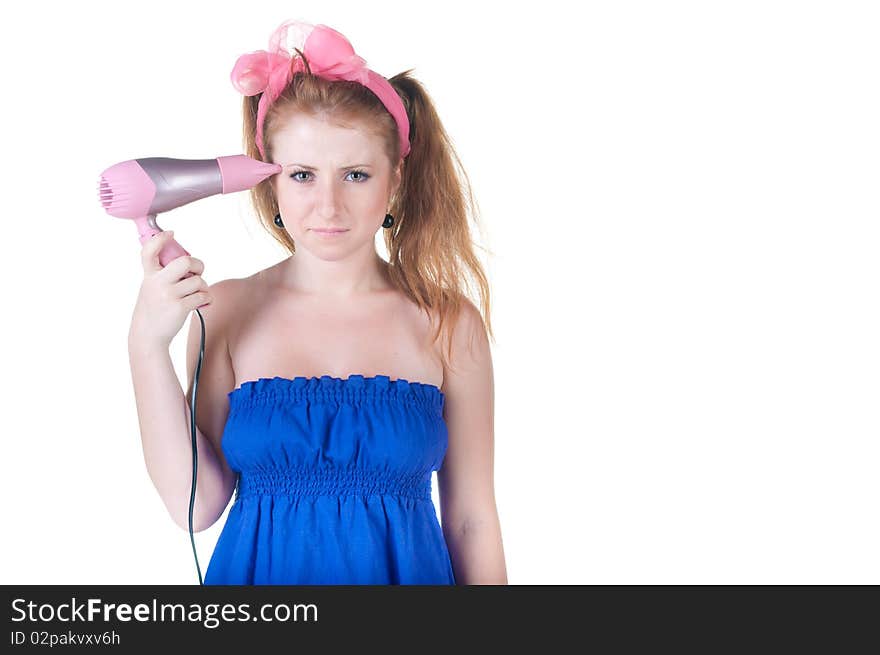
[127, 230, 235, 532]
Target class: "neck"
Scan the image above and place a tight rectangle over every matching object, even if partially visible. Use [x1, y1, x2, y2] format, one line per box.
[276, 246, 392, 298]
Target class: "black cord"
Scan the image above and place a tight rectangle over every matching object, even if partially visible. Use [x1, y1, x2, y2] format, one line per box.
[189, 307, 206, 585]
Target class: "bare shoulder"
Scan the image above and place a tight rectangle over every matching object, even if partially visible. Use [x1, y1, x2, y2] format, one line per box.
[184, 277, 247, 392]
[203, 275, 258, 327]
[210, 275, 249, 300]
[442, 296, 490, 374]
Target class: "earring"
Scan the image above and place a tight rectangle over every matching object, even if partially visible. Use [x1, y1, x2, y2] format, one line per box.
[274, 213, 284, 228]
[382, 213, 394, 228]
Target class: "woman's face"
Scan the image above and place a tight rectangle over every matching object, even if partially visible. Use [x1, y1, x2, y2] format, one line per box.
[270, 113, 401, 260]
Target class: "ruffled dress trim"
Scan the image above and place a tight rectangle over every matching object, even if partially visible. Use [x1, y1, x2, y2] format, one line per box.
[227, 374, 444, 414]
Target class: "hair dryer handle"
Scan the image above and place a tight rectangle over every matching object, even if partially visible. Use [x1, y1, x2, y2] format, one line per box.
[133, 223, 208, 309]
[158, 238, 191, 269]
[138, 229, 191, 268]
[139, 230, 209, 310]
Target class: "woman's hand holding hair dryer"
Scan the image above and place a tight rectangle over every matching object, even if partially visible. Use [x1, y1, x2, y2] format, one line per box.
[128, 230, 213, 353]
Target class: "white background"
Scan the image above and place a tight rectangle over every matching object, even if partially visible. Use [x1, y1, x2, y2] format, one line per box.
[1, 0, 877, 584]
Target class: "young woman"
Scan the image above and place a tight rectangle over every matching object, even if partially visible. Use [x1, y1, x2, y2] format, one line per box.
[128, 19, 506, 585]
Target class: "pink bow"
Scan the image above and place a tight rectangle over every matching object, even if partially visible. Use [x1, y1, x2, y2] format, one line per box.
[230, 20, 375, 160]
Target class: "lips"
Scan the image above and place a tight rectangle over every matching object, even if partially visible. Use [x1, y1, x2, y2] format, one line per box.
[311, 228, 348, 233]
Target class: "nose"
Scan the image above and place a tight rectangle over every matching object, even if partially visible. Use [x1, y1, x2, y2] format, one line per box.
[316, 179, 339, 218]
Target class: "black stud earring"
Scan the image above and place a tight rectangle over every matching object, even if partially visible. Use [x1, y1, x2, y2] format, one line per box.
[382, 213, 394, 228]
[274, 213, 284, 228]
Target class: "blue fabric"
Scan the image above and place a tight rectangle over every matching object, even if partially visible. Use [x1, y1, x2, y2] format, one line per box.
[203, 374, 456, 585]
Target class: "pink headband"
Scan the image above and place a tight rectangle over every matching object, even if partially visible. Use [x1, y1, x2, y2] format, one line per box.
[230, 19, 411, 162]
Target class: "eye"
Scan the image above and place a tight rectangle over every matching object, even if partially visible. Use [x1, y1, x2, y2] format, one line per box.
[289, 169, 371, 183]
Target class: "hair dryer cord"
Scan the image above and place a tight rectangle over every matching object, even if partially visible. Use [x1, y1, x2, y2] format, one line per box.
[189, 307, 206, 585]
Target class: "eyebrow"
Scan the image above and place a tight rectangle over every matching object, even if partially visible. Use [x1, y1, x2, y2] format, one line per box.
[281, 163, 373, 171]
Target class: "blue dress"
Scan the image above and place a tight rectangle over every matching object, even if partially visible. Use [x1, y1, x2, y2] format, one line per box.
[203, 374, 456, 585]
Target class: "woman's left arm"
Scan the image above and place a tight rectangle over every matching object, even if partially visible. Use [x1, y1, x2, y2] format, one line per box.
[437, 299, 508, 584]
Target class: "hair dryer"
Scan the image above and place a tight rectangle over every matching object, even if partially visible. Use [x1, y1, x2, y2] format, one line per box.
[97, 154, 280, 585]
[97, 155, 282, 266]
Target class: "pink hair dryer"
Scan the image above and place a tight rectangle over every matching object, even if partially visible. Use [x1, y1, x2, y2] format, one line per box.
[97, 155, 282, 266]
[98, 154, 282, 585]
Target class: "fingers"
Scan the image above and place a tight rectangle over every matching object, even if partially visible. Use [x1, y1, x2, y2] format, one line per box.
[161, 254, 204, 283]
[185, 289, 213, 312]
[172, 271, 210, 299]
[141, 230, 176, 274]
[140, 231, 205, 281]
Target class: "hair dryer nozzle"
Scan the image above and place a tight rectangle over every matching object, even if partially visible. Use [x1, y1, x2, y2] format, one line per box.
[216, 155, 283, 193]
